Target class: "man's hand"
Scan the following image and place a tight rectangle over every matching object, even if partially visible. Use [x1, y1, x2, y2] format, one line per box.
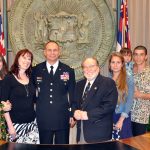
[74, 110, 82, 120]
[74, 110, 88, 120]
[69, 117, 76, 128]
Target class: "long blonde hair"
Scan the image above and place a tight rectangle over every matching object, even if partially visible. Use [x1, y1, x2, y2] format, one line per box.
[108, 52, 128, 103]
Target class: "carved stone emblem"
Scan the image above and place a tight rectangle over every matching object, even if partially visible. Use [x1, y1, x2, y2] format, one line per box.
[9, 0, 115, 80]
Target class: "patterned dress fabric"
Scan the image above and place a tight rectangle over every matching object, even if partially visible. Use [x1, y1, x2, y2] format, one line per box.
[131, 67, 150, 124]
[9, 120, 39, 144]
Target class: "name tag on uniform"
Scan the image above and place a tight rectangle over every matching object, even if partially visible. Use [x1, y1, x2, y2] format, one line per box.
[36, 77, 42, 82]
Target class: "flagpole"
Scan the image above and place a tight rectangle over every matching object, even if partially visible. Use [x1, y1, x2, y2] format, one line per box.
[117, 0, 121, 30]
[3, 0, 8, 63]
[123, 0, 125, 48]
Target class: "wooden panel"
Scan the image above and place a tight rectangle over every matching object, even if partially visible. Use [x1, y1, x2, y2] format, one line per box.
[120, 132, 150, 150]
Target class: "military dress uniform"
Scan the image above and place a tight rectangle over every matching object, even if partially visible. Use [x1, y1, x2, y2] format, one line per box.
[32, 61, 75, 144]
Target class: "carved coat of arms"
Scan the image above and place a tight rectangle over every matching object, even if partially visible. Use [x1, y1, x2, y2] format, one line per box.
[9, 0, 115, 80]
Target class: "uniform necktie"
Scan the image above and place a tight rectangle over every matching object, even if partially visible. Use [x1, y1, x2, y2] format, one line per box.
[50, 66, 54, 77]
[82, 82, 91, 101]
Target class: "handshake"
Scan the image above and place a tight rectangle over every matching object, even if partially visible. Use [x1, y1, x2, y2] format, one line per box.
[74, 110, 88, 120]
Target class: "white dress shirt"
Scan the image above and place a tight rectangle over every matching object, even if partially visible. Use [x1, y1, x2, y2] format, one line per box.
[46, 60, 59, 75]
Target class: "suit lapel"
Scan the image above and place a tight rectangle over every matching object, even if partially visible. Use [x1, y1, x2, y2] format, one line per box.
[79, 79, 86, 101]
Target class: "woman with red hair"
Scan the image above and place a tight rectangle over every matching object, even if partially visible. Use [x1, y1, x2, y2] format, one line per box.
[2, 49, 39, 143]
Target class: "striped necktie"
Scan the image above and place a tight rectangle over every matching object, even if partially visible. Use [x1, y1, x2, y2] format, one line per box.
[82, 82, 91, 101]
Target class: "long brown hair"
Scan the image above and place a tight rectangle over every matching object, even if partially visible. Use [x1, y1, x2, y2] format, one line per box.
[10, 49, 33, 78]
[108, 52, 128, 102]
[0, 54, 8, 79]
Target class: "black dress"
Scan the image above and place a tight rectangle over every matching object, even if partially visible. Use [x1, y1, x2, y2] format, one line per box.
[1, 74, 39, 143]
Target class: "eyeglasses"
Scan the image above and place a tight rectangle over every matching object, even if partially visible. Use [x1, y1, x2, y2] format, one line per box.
[82, 65, 98, 70]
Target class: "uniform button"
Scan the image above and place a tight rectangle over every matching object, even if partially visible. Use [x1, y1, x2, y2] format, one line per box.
[50, 83, 53, 85]
[50, 101, 53, 104]
[50, 89, 53, 91]
[50, 95, 52, 97]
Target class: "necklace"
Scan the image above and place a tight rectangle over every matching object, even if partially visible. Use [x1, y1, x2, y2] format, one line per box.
[24, 84, 29, 97]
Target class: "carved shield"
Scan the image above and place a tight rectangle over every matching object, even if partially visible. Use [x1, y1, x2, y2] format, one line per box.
[9, 0, 115, 80]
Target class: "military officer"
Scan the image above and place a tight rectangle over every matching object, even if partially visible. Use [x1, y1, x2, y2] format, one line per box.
[32, 41, 76, 144]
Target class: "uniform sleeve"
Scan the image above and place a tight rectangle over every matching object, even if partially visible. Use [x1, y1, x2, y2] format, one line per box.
[68, 68, 76, 117]
[31, 67, 39, 103]
[31, 67, 37, 87]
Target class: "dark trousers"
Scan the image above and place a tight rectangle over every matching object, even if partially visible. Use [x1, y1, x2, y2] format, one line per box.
[39, 128, 69, 144]
[131, 122, 147, 136]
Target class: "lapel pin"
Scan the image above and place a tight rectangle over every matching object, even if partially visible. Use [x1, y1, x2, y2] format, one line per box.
[94, 87, 97, 90]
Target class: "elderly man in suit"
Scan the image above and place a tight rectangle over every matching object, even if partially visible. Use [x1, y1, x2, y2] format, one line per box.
[32, 41, 76, 144]
[73, 57, 118, 143]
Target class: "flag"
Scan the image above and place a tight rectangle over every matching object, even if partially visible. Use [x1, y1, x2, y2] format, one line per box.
[116, 0, 131, 52]
[0, 15, 6, 56]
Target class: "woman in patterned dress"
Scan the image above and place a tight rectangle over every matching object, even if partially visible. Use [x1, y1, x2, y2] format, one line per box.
[109, 52, 134, 139]
[2, 49, 39, 143]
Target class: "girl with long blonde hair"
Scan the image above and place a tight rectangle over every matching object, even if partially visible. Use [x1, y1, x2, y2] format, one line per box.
[109, 52, 134, 139]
